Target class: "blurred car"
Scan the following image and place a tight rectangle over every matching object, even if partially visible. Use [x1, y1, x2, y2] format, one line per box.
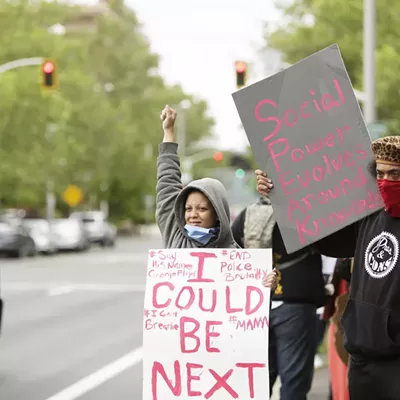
[51, 218, 90, 252]
[69, 211, 117, 247]
[0, 216, 36, 258]
[22, 218, 57, 255]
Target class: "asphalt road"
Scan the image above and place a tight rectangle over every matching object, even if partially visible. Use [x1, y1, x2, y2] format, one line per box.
[0, 232, 330, 400]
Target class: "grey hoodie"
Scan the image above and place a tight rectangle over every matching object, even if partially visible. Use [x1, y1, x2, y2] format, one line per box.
[156, 142, 239, 249]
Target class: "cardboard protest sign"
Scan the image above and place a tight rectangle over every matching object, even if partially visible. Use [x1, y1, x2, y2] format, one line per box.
[143, 248, 272, 400]
[232, 44, 382, 254]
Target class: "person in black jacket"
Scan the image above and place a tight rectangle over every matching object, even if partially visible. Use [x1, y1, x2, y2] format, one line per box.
[255, 136, 400, 400]
[231, 196, 325, 400]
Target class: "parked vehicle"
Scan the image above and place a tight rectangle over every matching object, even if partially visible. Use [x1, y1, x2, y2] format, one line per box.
[22, 218, 57, 255]
[51, 218, 90, 252]
[69, 211, 117, 247]
[0, 215, 36, 258]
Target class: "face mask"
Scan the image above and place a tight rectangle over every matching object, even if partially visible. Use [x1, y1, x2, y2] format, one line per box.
[184, 224, 218, 245]
[377, 179, 400, 218]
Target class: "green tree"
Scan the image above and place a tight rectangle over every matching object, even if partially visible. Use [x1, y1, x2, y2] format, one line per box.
[0, 0, 215, 222]
[263, 0, 400, 134]
[83, 0, 215, 221]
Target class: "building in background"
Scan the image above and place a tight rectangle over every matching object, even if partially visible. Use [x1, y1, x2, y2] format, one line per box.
[57, 0, 109, 33]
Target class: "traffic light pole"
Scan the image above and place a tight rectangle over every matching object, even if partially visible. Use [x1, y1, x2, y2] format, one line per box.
[0, 57, 44, 74]
[182, 150, 218, 184]
[0, 57, 56, 222]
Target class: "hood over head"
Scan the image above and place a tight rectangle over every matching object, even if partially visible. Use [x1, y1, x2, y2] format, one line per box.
[174, 177, 233, 246]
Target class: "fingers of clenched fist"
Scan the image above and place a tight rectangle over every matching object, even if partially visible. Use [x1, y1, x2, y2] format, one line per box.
[160, 105, 177, 126]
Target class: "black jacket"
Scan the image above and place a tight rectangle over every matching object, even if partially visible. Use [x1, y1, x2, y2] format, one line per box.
[231, 200, 325, 307]
[315, 209, 400, 359]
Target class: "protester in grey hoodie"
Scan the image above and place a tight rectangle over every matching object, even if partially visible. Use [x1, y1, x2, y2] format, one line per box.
[156, 105, 239, 249]
[156, 105, 278, 290]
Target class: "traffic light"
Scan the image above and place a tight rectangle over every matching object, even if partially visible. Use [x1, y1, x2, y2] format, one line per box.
[230, 154, 252, 179]
[41, 60, 56, 89]
[235, 61, 247, 89]
[235, 168, 245, 179]
[213, 151, 224, 162]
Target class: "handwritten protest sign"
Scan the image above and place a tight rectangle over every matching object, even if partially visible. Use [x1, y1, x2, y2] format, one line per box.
[232, 44, 382, 253]
[143, 248, 272, 400]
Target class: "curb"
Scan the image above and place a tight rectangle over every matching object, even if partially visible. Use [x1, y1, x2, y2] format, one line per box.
[117, 224, 161, 238]
[139, 224, 161, 237]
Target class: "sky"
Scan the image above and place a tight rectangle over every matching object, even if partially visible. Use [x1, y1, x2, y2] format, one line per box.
[70, 0, 282, 152]
[126, 0, 282, 152]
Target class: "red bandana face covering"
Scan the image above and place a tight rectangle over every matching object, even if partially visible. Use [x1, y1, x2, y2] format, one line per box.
[377, 179, 400, 218]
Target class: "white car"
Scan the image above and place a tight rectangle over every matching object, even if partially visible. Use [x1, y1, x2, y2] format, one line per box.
[69, 211, 117, 247]
[23, 218, 57, 255]
[51, 218, 90, 252]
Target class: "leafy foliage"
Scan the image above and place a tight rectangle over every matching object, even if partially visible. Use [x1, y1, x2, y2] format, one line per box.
[263, 0, 400, 134]
[0, 0, 215, 222]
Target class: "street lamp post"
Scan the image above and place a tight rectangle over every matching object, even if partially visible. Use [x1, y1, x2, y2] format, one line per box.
[174, 100, 191, 182]
[363, 0, 376, 124]
[46, 181, 56, 223]
[176, 99, 191, 160]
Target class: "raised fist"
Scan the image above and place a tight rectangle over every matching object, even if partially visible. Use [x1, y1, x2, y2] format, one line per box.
[160, 105, 177, 132]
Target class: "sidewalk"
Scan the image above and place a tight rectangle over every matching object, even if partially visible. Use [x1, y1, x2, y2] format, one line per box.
[308, 367, 330, 399]
[271, 367, 330, 399]
[137, 224, 160, 237]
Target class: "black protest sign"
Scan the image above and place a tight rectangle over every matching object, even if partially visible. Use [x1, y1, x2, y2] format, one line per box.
[232, 44, 383, 254]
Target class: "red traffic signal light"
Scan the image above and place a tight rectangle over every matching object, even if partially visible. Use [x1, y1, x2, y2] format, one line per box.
[235, 61, 247, 88]
[41, 60, 56, 89]
[43, 61, 54, 74]
[213, 151, 224, 162]
[236, 61, 246, 73]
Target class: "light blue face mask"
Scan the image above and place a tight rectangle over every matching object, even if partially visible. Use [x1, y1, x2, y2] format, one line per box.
[184, 224, 218, 245]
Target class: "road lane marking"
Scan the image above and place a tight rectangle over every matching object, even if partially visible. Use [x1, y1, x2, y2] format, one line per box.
[0, 253, 149, 267]
[48, 286, 74, 296]
[79, 254, 149, 265]
[2, 282, 146, 293]
[44, 347, 143, 400]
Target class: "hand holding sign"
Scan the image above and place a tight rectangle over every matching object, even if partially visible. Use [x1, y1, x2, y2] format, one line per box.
[255, 169, 274, 197]
[262, 268, 278, 291]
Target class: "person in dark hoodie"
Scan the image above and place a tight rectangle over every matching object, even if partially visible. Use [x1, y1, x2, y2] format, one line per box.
[156, 105, 278, 288]
[231, 196, 325, 400]
[255, 136, 400, 400]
